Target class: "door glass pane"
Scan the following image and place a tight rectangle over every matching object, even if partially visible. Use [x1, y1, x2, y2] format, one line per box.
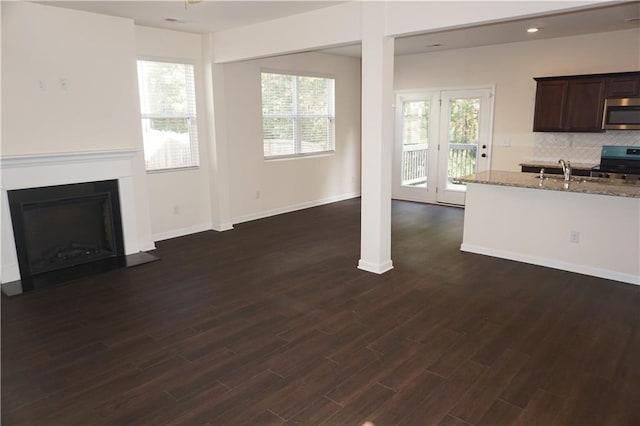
[447, 98, 479, 188]
[401, 101, 429, 188]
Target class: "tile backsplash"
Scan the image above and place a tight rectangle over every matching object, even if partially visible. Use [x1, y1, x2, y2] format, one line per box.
[532, 131, 640, 164]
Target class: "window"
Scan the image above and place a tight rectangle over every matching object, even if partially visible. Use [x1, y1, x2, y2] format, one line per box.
[137, 60, 199, 171]
[261, 71, 335, 158]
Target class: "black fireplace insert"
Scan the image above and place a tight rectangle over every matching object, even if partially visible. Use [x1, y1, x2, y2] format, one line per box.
[8, 180, 126, 292]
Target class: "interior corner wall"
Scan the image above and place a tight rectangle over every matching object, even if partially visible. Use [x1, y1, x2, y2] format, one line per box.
[394, 28, 640, 172]
[134, 26, 214, 241]
[221, 52, 362, 223]
[1, 1, 155, 251]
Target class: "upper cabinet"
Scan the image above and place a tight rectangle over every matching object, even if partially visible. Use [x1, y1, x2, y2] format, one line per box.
[533, 71, 640, 133]
[533, 80, 568, 131]
[564, 78, 605, 132]
[605, 76, 640, 98]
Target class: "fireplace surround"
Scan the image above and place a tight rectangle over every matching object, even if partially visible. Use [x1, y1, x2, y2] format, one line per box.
[1, 150, 156, 294]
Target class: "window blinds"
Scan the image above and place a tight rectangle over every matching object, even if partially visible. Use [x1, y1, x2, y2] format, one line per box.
[261, 72, 335, 158]
[137, 60, 199, 171]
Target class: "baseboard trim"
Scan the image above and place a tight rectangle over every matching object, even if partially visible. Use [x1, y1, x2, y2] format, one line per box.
[153, 223, 214, 242]
[391, 196, 464, 209]
[460, 243, 639, 286]
[151, 193, 360, 242]
[138, 241, 156, 255]
[137, 240, 157, 252]
[358, 259, 394, 275]
[212, 222, 234, 232]
[233, 192, 361, 225]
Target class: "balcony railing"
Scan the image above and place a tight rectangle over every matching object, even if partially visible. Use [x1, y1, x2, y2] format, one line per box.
[401, 143, 478, 187]
[448, 143, 477, 180]
[402, 144, 427, 186]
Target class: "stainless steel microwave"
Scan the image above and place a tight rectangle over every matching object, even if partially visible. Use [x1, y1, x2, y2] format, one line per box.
[602, 98, 640, 130]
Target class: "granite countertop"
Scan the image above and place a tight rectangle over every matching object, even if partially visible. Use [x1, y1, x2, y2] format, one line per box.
[519, 161, 598, 170]
[456, 170, 640, 198]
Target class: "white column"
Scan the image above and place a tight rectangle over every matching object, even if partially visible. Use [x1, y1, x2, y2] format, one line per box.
[203, 33, 234, 231]
[358, 2, 395, 274]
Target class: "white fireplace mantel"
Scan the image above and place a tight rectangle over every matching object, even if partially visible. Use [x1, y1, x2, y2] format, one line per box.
[1, 149, 144, 284]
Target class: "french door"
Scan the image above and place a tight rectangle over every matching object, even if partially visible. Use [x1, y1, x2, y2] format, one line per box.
[393, 92, 439, 203]
[393, 88, 494, 206]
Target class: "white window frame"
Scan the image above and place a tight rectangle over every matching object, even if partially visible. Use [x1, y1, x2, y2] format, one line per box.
[261, 70, 336, 160]
[137, 58, 200, 173]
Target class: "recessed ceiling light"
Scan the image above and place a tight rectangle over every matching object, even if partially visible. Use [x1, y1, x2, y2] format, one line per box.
[425, 43, 442, 47]
[165, 18, 184, 23]
[527, 27, 539, 33]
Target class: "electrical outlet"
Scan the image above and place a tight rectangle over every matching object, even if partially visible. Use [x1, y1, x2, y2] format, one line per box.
[173, 205, 179, 215]
[256, 190, 261, 199]
[59, 78, 69, 91]
[570, 230, 580, 243]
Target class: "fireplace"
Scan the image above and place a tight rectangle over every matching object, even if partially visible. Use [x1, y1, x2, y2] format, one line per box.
[1, 150, 159, 295]
[8, 180, 125, 292]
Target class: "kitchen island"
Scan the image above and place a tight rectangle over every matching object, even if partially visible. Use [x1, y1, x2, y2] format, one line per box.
[457, 171, 640, 285]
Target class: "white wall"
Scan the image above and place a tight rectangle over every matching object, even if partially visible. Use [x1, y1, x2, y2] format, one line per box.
[394, 28, 640, 171]
[2, 2, 141, 154]
[134, 26, 214, 241]
[1, 1, 155, 251]
[221, 52, 362, 223]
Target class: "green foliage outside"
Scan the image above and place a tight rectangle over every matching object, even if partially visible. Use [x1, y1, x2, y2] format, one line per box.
[401, 97, 483, 183]
[448, 98, 480, 179]
[139, 61, 195, 134]
[402, 101, 429, 146]
[137, 60, 198, 170]
[449, 98, 480, 144]
[262, 72, 334, 155]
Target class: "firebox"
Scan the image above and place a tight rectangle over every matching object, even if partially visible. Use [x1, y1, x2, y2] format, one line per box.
[8, 180, 125, 291]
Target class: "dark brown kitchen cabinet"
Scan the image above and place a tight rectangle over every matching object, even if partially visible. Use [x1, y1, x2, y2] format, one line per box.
[533, 71, 640, 133]
[564, 78, 605, 132]
[521, 165, 592, 176]
[533, 80, 568, 131]
[605, 76, 640, 98]
[533, 77, 604, 132]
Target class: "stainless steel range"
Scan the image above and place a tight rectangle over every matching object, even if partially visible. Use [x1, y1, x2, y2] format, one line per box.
[591, 146, 640, 182]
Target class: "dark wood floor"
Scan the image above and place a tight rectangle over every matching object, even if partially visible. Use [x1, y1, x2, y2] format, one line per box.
[2, 199, 639, 426]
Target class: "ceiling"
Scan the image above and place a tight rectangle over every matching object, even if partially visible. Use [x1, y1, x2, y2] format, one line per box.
[35, 1, 640, 57]
[323, 1, 640, 57]
[35, 1, 345, 33]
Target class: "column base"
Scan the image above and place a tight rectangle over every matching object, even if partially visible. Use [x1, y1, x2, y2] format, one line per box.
[357, 259, 394, 274]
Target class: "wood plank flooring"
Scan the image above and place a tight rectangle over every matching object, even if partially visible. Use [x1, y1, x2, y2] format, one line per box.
[2, 198, 639, 425]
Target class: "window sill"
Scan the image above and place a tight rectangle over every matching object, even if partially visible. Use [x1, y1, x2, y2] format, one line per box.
[264, 151, 335, 162]
[146, 166, 200, 174]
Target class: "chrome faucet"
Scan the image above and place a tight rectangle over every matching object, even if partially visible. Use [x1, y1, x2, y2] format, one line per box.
[558, 159, 571, 181]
